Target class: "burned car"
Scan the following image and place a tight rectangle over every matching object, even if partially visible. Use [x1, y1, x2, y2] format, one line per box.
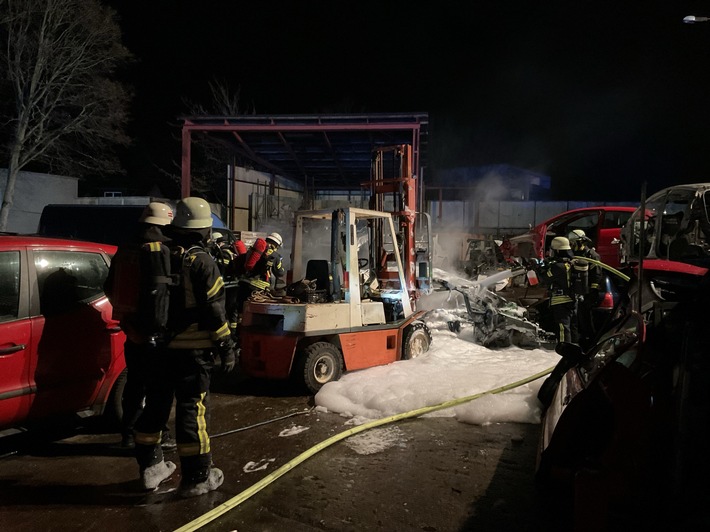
[619, 183, 710, 308]
[535, 185, 710, 528]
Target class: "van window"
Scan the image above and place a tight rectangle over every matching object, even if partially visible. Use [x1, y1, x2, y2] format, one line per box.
[34, 250, 109, 316]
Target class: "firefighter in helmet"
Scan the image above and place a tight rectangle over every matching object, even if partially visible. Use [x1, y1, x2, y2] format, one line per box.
[132, 197, 235, 497]
[263, 232, 287, 295]
[543, 236, 586, 344]
[568, 229, 602, 348]
[103, 201, 175, 451]
[242, 232, 287, 297]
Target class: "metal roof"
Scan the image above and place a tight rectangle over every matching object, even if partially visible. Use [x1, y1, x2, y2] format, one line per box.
[180, 113, 428, 197]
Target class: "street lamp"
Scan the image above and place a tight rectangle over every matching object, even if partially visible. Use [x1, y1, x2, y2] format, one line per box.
[684, 15, 710, 24]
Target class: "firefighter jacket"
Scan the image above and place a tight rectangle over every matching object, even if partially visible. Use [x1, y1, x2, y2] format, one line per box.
[104, 224, 171, 344]
[167, 245, 231, 350]
[245, 247, 286, 292]
[544, 258, 575, 306]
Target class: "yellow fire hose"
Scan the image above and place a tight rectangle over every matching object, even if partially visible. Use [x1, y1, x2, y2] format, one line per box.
[174, 365, 556, 532]
[573, 256, 630, 282]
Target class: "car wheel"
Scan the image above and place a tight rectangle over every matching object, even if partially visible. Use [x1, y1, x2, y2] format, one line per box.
[106, 368, 127, 426]
[297, 342, 343, 394]
[402, 320, 432, 360]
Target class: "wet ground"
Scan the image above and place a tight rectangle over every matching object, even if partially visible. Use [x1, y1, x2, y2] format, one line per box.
[0, 373, 555, 532]
[0, 373, 704, 532]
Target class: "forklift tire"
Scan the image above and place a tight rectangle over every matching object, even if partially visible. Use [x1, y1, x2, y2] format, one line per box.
[297, 342, 344, 394]
[402, 320, 432, 360]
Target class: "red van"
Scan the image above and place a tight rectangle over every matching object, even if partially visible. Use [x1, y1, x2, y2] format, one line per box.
[0, 235, 126, 436]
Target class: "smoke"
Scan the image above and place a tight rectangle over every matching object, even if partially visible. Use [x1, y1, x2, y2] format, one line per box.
[471, 171, 511, 202]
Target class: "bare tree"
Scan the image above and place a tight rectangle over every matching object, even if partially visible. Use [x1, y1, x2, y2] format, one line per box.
[0, 0, 131, 230]
[177, 80, 255, 200]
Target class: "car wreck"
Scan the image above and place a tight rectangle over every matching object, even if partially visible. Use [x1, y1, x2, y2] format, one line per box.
[434, 269, 555, 348]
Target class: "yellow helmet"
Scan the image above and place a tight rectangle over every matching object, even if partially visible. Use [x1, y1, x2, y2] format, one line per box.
[550, 236, 571, 251]
[172, 197, 213, 229]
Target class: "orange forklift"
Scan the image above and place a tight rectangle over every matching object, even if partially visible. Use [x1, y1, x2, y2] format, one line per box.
[239, 146, 434, 393]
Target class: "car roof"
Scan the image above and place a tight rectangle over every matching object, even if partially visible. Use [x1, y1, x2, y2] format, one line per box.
[0, 233, 118, 254]
[646, 183, 710, 200]
[540, 205, 636, 222]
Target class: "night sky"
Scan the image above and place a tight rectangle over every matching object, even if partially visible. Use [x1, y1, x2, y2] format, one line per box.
[107, 1, 710, 202]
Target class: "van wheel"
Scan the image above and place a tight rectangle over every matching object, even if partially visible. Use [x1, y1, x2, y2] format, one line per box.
[402, 320, 432, 360]
[297, 342, 343, 394]
[106, 368, 127, 426]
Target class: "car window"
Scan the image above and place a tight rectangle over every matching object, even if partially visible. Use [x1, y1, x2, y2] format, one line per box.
[549, 212, 599, 235]
[34, 251, 109, 316]
[0, 251, 21, 323]
[601, 211, 632, 229]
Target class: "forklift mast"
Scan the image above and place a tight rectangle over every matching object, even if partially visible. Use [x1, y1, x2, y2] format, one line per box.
[365, 145, 432, 304]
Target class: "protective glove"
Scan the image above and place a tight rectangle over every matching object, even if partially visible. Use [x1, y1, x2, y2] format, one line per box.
[221, 349, 237, 373]
[216, 338, 237, 373]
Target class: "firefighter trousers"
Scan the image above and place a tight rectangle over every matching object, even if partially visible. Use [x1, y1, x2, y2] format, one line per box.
[122, 340, 171, 439]
[134, 348, 214, 481]
[551, 301, 578, 344]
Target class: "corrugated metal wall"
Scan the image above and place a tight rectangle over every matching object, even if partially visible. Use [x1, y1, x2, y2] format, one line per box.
[428, 199, 638, 236]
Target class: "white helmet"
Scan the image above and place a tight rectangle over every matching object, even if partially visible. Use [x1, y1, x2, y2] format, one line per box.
[139, 202, 173, 226]
[567, 229, 589, 243]
[172, 197, 213, 229]
[266, 232, 283, 247]
[550, 236, 571, 251]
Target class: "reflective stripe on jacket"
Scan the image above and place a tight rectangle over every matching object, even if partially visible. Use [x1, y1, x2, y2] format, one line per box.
[545, 260, 574, 305]
[168, 247, 230, 349]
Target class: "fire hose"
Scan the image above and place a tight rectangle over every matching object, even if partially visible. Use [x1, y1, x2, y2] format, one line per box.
[573, 256, 630, 282]
[174, 365, 556, 532]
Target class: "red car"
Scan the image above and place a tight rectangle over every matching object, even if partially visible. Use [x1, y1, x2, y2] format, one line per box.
[505, 206, 636, 268]
[0, 235, 126, 436]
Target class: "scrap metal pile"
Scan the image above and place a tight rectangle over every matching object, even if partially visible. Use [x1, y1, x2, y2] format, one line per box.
[434, 268, 555, 348]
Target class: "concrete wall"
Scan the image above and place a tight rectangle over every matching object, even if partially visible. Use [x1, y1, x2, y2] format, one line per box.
[0, 170, 78, 233]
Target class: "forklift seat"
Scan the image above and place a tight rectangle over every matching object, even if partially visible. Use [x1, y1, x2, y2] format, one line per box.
[306, 259, 331, 294]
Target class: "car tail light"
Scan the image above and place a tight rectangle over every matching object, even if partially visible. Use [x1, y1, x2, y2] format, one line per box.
[598, 291, 615, 309]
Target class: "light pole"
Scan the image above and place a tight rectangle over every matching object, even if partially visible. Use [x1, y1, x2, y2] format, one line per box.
[684, 15, 710, 24]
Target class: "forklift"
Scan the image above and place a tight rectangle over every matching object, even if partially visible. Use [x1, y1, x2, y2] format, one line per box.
[239, 145, 434, 393]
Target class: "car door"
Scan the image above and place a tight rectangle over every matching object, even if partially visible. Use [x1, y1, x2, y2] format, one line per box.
[545, 210, 600, 255]
[0, 247, 33, 430]
[27, 248, 115, 419]
[597, 210, 633, 268]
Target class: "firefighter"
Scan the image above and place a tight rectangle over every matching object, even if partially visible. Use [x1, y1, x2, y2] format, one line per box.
[239, 232, 287, 302]
[210, 231, 246, 339]
[568, 229, 602, 348]
[103, 201, 176, 451]
[543, 236, 585, 345]
[263, 232, 287, 296]
[133, 197, 236, 497]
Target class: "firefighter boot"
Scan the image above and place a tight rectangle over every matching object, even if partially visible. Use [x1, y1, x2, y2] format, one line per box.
[178, 454, 223, 497]
[141, 460, 177, 491]
[136, 442, 176, 491]
[179, 467, 224, 498]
